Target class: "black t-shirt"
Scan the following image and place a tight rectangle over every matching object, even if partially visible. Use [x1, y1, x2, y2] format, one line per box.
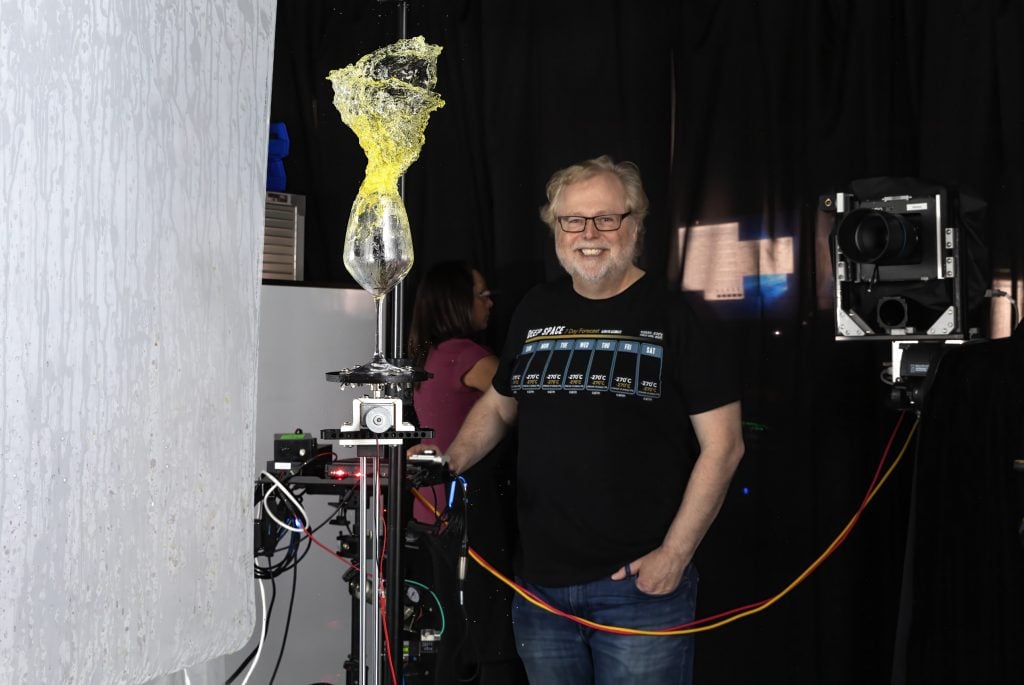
[493, 273, 740, 586]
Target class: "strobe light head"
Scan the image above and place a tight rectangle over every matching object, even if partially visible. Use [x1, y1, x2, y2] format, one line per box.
[836, 208, 922, 266]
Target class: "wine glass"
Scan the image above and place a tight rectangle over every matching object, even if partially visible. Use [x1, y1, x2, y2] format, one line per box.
[327, 37, 444, 384]
[341, 189, 414, 380]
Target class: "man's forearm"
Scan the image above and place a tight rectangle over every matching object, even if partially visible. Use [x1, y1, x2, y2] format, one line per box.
[662, 401, 744, 564]
[660, 442, 743, 565]
[447, 387, 518, 474]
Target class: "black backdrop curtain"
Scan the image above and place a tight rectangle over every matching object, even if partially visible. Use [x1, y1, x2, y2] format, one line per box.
[269, 1, 1024, 683]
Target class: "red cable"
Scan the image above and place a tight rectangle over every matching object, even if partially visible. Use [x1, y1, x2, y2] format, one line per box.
[303, 525, 357, 570]
[321, 413, 913, 639]
[661, 410, 908, 630]
[381, 593, 398, 685]
[465, 410, 912, 634]
[377, 442, 399, 685]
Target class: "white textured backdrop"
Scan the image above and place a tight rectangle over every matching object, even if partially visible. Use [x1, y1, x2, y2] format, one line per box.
[0, 1, 276, 682]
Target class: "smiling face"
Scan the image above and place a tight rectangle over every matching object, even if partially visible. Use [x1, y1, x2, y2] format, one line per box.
[553, 172, 644, 299]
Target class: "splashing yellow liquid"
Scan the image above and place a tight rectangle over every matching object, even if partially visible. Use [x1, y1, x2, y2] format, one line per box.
[327, 37, 445, 298]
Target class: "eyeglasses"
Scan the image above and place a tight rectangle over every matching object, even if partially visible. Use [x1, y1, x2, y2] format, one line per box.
[557, 211, 632, 233]
[475, 290, 492, 300]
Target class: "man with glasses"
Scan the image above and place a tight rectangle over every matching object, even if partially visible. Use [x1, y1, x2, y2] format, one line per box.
[413, 155, 743, 684]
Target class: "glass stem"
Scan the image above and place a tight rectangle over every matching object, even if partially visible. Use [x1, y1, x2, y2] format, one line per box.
[373, 294, 386, 362]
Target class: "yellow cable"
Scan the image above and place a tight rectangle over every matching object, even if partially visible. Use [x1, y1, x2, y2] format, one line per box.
[411, 415, 919, 636]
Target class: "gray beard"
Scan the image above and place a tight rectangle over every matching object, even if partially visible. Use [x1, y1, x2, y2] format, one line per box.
[556, 243, 636, 284]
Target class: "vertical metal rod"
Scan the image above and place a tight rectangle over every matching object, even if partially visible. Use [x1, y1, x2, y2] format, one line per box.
[387, 2, 411, 680]
[358, 453, 369, 685]
[389, 0, 409, 363]
[372, 458, 382, 685]
[347, 555, 360, 685]
[385, 444, 404, 682]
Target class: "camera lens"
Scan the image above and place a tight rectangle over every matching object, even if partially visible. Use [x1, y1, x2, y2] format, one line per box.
[838, 209, 921, 265]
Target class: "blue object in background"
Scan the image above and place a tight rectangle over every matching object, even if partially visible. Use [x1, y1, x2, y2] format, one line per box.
[756, 273, 789, 304]
[267, 122, 290, 191]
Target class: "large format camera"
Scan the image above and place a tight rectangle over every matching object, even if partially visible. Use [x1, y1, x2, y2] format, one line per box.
[826, 182, 965, 340]
[822, 178, 984, 408]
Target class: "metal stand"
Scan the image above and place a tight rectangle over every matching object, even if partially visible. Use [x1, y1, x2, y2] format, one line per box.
[324, 383, 430, 684]
[330, 5, 421, 680]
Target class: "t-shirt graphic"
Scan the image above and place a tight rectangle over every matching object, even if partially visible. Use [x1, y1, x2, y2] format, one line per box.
[509, 341, 537, 390]
[492, 274, 741, 586]
[636, 341, 664, 398]
[511, 333, 663, 399]
[610, 340, 639, 393]
[564, 339, 595, 390]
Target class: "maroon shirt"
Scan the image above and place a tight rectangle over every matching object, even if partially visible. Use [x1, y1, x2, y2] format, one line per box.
[412, 338, 491, 521]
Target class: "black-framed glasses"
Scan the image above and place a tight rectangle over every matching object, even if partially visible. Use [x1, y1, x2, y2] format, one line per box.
[556, 211, 632, 233]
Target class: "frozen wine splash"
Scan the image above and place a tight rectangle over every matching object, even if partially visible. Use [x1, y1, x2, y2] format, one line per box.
[326, 37, 444, 382]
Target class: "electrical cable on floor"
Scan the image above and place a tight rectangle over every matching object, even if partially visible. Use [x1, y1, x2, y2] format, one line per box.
[226, 572, 277, 684]
[239, 561, 269, 685]
[409, 412, 919, 637]
[268, 561, 298, 684]
[235, 462, 363, 684]
[244, 414, 919, 674]
[247, 441, 408, 683]
[236, 470, 342, 684]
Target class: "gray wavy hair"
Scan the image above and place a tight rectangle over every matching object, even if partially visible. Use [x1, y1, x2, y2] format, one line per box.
[539, 155, 649, 252]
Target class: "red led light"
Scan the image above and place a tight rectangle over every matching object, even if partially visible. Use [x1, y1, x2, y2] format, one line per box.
[325, 465, 364, 480]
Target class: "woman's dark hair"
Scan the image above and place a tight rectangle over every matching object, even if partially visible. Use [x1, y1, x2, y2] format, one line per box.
[408, 260, 477, 366]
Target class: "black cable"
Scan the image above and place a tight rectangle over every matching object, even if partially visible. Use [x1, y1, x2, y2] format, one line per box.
[257, 482, 315, 577]
[269, 562, 298, 684]
[236, 468, 362, 682]
[453, 477, 482, 683]
[866, 263, 880, 293]
[237, 480, 358, 682]
[456, 477, 469, 607]
[315, 491, 355, 533]
[257, 491, 303, 579]
[226, 568, 277, 684]
[281, 448, 335, 485]
[259, 529, 303, 578]
[269, 490, 357, 576]
[262, 478, 359, 576]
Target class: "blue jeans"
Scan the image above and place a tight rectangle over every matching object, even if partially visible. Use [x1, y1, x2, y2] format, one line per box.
[511, 565, 698, 685]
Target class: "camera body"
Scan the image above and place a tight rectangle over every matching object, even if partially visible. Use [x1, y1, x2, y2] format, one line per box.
[823, 183, 966, 341]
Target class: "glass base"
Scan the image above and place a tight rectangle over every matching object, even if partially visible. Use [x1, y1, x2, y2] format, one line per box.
[327, 355, 430, 385]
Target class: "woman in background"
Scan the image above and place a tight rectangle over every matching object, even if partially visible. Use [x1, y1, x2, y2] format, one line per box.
[407, 261, 526, 685]
[408, 261, 497, 497]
